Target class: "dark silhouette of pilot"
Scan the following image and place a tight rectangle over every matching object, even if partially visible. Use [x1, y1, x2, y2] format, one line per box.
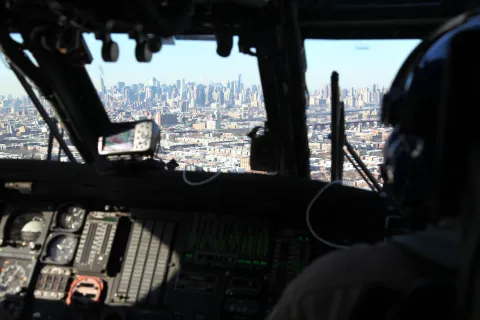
[265, 10, 474, 320]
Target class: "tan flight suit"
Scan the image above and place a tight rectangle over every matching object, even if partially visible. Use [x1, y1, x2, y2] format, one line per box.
[266, 243, 422, 320]
[266, 223, 459, 320]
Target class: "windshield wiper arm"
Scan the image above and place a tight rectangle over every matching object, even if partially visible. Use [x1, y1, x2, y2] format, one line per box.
[344, 151, 376, 191]
[47, 119, 54, 160]
[344, 139, 381, 192]
[57, 128, 65, 160]
[10, 64, 77, 163]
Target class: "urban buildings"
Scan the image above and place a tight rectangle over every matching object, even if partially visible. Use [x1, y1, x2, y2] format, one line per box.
[0, 74, 391, 189]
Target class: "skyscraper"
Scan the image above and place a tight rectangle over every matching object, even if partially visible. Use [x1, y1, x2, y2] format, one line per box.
[100, 75, 106, 97]
[238, 74, 242, 91]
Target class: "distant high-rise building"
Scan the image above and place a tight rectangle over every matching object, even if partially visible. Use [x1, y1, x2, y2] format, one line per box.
[214, 110, 222, 129]
[206, 86, 214, 105]
[323, 84, 330, 99]
[150, 77, 159, 87]
[100, 75, 106, 97]
[160, 113, 178, 126]
[117, 82, 125, 91]
[238, 74, 242, 91]
[181, 101, 189, 113]
[154, 112, 161, 126]
[196, 85, 206, 107]
[124, 88, 131, 102]
[145, 87, 153, 100]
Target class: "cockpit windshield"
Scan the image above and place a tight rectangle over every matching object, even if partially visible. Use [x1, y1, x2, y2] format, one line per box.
[0, 34, 419, 187]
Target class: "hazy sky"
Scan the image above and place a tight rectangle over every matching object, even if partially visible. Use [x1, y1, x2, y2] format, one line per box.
[0, 34, 420, 97]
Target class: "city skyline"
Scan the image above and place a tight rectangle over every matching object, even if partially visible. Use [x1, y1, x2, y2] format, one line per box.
[0, 78, 396, 101]
[0, 80, 388, 101]
[0, 77, 392, 100]
[1, 56, 387, 187]
[0, 34, 420, 97]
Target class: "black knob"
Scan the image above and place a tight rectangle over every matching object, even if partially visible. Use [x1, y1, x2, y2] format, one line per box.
[102, 40, 119, 62]
[135, 42, 152, 63]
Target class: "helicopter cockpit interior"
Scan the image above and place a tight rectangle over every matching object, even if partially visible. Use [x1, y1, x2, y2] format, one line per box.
[0, 0, 479, 319]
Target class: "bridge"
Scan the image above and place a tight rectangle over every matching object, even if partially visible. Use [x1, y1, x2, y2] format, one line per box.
[314, 107, 380, 116]
[166, 119, 379, 135]
[313, 119, 379, 130]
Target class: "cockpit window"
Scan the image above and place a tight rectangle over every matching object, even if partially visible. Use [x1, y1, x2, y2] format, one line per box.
[0, 34, 81, 161]
[84, 34, 264, 173]
[83, 35, 420, 182]
[1, 33, 419, 187]
[303, 39, 419, 187]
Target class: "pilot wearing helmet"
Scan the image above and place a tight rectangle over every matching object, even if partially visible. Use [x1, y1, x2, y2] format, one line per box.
[265, 10, 476, 320]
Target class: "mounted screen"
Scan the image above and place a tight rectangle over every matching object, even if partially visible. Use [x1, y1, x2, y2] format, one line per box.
[102, 129, 135, 153]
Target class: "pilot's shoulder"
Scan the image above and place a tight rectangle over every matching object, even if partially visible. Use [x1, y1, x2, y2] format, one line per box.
[267, 243, 422, 320]
[286, 242, 419, 295]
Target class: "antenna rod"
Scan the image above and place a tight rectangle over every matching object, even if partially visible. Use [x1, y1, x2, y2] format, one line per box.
[330, 71, 344, 181]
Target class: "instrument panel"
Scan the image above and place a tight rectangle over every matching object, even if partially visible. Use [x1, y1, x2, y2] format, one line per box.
[0, 258, 35, 298]
[51, 206, 86, 233]
[0, 203, 326, 320]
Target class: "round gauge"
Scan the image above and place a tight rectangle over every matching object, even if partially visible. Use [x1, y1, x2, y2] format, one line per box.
[56, 206, 86, 231]
[8, 213, 45, 243]
[0, 263, 28, 296]
[46, 235, 78, 265]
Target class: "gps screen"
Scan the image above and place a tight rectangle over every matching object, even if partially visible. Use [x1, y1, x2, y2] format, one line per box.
[103, 129, 135, 152]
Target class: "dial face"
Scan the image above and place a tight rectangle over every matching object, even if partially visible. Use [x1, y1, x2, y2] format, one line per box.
[8, 213, 45, 243]
[0, 262, 28, 296]
[47, 235, 77, 265]
[57, 206, 85, 230]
